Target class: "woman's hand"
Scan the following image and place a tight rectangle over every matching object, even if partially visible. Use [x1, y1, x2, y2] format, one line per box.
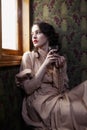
[55, 55, 66, 68]
[43, 49, 66, 68]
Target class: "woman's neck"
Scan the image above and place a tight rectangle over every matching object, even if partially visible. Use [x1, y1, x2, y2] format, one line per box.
[39, 42, 49, 53]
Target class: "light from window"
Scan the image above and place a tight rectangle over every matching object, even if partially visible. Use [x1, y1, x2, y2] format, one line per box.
[1, 0, 18, 50]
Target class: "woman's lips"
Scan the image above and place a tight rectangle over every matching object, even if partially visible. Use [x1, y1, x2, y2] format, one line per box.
[33, 40, 38, 43]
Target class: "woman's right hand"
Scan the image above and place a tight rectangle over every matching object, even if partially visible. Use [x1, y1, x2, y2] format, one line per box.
[43, 49, 66, 68]
[43, 49, 59, 67]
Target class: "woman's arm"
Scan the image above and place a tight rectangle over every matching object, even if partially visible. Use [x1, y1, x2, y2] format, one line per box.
[16, 50, 66, 95]
[16, 51, 48, 95]
[23, 62, 48, 95]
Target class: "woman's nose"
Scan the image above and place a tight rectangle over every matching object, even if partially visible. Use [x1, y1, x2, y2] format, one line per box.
[33, 33, 37, 39]
[33, 36, 37, 39]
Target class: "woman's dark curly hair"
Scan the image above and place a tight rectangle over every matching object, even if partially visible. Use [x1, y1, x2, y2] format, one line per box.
[32, 21, 61, 51]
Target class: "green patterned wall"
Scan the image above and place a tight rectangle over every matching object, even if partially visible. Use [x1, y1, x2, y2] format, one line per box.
[0, 1, 87, 130]
[32, 0, 87, 88]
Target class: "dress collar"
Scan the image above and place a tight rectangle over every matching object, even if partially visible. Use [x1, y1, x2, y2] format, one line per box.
[34, 48, 47, 59]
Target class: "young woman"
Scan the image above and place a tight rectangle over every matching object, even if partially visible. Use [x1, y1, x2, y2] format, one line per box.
[16, 21, 87, 130]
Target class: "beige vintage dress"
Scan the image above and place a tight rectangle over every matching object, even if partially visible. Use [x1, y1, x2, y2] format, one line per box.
[16, 49, 87, 130]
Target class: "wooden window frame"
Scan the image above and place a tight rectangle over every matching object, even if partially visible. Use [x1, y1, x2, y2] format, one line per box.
[0, 0, 23, 67]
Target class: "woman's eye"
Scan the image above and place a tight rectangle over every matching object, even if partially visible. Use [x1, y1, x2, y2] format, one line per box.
[36, 31, 41, 34]
[31, 31, 41, 36]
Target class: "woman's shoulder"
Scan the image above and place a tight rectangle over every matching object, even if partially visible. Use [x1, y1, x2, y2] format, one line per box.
[23, 51, 32, 55]
[22, 51, 36, 66]
[22, 51, 35, 58]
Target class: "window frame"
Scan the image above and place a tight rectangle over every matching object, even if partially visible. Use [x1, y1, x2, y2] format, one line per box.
[0, 0, 23, 67]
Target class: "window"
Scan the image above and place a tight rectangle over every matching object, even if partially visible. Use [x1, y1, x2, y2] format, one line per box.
[2, 0, 18, 50]
[0, 0, 23, 66]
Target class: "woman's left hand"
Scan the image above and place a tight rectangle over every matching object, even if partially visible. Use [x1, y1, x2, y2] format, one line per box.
[55, 55, 66, 68]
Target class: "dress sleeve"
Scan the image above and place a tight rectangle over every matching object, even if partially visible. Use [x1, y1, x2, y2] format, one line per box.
[15, 51, 33, 89]
[15, 51, 42, 95]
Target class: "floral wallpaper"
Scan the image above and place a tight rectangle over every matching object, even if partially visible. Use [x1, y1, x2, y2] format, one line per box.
[32, 0, 87, 88]
[0, 0, 87, 130]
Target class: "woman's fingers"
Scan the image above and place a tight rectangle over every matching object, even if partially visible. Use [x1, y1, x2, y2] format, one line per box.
[46, 51, 66, 68]
[56, 56, 66, 68]
[48, 49, 58, 55]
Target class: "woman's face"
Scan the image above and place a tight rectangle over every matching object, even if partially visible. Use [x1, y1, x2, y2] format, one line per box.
[31, 24, 48, 48]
